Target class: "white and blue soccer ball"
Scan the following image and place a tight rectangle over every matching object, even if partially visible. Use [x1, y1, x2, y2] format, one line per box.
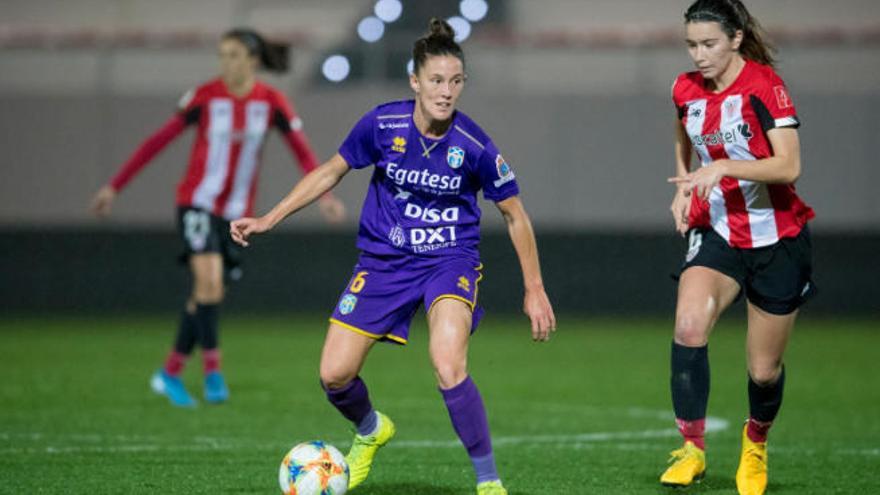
[279, 441, 349, 495]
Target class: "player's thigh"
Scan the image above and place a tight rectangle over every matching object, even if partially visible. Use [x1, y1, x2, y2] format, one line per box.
[746, 302, 797, 384]
[675, 266, 740, 345]
[427, 298, 472, 387]
[319, 322, 377, 389]
[189, 253, 224, 300]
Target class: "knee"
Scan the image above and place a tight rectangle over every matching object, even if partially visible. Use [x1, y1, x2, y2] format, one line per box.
[674, 313, 710, 347]
[319, 364, 356, 391]
[193, 277, 224, 304]
[432, 358, 467, 390]
[749, 363, 783, 386]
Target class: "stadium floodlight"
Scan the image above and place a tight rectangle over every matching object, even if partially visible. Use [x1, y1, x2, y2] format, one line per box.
[406, 58, 414, 75]
[322, 55, 351, 82]
[460, 0, 489, 22]
[357, 16, 385, 43]
[374, 0, 403, 23]
[446, 16, 472, 43]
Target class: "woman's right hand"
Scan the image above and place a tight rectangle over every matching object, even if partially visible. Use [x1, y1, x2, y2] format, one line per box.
[230, 216, 273, 247]
[670, 186, 692, 237]
[90, 186, 117, 217]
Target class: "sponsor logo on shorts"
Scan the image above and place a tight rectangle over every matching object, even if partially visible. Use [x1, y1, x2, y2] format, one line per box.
[392, 136, 407, 153]
[493, 154, 515, 187]
[447, 146, 465, 169]
[686, 230, 703, 263]
[338, 294, 358, 315]
[457, 276, 470, 293]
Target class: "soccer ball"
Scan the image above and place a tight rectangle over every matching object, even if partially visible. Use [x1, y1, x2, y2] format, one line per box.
[278, 441, 349, 495]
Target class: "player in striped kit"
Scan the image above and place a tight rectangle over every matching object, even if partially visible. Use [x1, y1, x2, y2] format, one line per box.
[231, 19, 555, 495]
[660, 2, 815, 494]
[90, 29, 345, 407]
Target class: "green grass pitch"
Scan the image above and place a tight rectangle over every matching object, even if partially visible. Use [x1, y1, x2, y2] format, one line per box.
[1, 314, 878, 494]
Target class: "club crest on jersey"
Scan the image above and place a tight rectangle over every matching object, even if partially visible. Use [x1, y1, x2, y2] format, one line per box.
[338, 294, 358, 315]
[447, 146, 465, 169]
[493, 154, 515, 187]
[392, 136, 407, 153]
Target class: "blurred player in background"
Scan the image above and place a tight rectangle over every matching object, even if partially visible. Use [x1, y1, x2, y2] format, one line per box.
[90, 28, 345, 408]
[231, 19, 555, 495]
[661, 1, 815, 494]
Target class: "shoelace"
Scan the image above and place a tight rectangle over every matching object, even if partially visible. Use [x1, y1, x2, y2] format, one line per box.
[667, 446, 689, 463]
[741, 445, 766, 474]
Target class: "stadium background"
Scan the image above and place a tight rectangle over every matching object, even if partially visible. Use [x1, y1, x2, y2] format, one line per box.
[1, 2, 879, 494]
[1, 0, 878, 315]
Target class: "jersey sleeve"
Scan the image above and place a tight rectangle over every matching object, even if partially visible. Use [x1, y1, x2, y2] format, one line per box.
[176, 87, 203, 124]
[476, 141, 520, 202]
[750, 72, 800, 132]
[671, 74, 689, 119]
[271, 90, 319, 174]
[338, 108, 380, 170]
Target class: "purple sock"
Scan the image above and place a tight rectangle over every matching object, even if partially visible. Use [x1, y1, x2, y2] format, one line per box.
[440, 376, 499, 483]
[324, 376, 375, 434]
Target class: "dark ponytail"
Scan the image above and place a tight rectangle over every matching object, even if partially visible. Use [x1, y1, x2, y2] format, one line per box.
[412, 18, 465, 75]
[684, 0, 775, 67]
[223, 28, 290, 73]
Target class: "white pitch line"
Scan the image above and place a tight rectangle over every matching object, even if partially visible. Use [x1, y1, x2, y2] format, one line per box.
[0, 416, 730, 455]
[390, 416, 729, 448]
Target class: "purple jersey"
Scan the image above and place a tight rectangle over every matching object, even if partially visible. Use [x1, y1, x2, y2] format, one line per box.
[338, 100, 519, 258]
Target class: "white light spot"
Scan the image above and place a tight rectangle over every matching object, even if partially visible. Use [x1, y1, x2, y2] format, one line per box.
[446, 16, 472, 43]
[406, 58, 414, 75]
[322, 55, 351, 83]
[460, 0, 489, 22]
[357, 16, 385, 43]
[374, 0, 403, 23]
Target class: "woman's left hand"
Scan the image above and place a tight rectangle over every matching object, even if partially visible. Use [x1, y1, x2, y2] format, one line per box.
[524, 287, 556, 342]
[668, 161, 728, 201]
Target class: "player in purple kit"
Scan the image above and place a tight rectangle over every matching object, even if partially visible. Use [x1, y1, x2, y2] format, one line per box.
[231, 19, 555, 495]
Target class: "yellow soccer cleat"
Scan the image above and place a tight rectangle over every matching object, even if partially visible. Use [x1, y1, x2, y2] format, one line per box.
[345, 411, 395, 490]
[736, 424, 768, 495]
[660, 441, 706, 486]
[476, 480, 507, 495]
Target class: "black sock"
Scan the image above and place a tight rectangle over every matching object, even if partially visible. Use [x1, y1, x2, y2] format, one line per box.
[173, 307, 198, 355]
[748, 365, 786, 422]
[671, 341, 710, 420]
[195, 303, 220, 350]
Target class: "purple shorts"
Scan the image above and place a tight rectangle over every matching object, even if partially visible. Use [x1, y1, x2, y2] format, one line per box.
[329, 253, 485, 345]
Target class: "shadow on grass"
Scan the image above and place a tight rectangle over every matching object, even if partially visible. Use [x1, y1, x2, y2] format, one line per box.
[356, 482, 461, 495]
[354, 483, 535, 495]
[652, 474, 736, 493]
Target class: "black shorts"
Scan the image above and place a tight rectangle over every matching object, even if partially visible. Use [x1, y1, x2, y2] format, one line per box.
[678, 226, 816, 315]
[176, 207, 243, 281]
